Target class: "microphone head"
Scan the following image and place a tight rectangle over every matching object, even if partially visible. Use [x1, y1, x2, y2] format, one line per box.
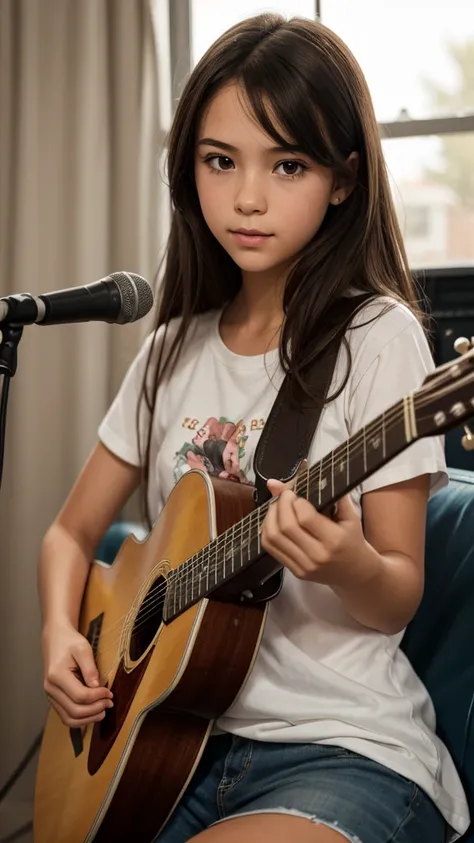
[108, 272, 154, 323]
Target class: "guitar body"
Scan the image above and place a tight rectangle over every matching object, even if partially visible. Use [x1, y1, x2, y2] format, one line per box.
[34, 471, 270, 843]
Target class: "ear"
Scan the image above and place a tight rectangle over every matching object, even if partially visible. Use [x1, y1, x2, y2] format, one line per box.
[330, 152, 359, 206]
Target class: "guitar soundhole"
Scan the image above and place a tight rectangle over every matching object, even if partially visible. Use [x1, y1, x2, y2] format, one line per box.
[129, 575, 167, 662]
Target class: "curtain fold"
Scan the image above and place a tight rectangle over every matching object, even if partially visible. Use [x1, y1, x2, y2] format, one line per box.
[0, 0, 163, 828]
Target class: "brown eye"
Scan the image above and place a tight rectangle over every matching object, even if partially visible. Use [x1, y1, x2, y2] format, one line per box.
[206, 155, 234, 172]
[275, 160, 307, 177]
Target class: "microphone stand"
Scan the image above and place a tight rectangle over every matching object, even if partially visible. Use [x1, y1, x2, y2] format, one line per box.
[0, 323, 23, 490]
[0, 323, 43, 830]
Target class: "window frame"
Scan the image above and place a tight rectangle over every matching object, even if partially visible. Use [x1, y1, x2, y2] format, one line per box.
[169, 0, 473, 139]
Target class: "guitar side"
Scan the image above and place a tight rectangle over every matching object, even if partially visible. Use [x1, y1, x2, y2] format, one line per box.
[33, 471, 267, 843]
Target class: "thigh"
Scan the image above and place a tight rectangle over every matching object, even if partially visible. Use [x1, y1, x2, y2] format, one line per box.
[153, 735, 233, 843]
[208, 741, 447, 843]
[189, 813, 352, 842]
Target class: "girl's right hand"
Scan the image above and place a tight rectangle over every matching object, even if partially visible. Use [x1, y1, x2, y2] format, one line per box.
[42, 623, 114, 727]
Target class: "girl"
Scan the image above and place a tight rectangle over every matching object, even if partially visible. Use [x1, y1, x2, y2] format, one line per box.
[39, 13, 470, 843]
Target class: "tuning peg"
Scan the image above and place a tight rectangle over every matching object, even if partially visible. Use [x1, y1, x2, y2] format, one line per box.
[462, 426, 474, 451]
[454, 337, 473, 355]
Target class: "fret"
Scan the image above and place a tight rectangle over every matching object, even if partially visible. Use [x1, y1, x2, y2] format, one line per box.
[365, 417, 385, 474]
[223, 530, 228, 582]
[185, 558, 192, 606]
[189, 556, 195, 603]
[328, 443, 348, 503]
[185, 562, 190, 608]
[164, 399, 410, 624]
[212, 534, 219, 589]
[319, 463, 327, 508]
[198, 550, 205, 598]
[173, 567, 179, 615]
[169, 571, 177, 618]
[231, 523, 236, 576]
[178, 564, 185, 613]
[205, 543, 210, 594]
[247, 512, 258, 562]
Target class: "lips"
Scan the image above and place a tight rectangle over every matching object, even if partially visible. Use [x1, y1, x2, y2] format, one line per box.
[233, 228, 271, 236]
[230, 228, 273, 247]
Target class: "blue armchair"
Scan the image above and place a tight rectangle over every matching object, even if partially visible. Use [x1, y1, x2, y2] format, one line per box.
[96, 468, 474, 841]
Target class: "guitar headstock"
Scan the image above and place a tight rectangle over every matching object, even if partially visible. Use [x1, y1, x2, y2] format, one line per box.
[415, 337, 474, 449]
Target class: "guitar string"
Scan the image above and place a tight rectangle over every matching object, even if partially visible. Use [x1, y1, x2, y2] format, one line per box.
[92, 397, 443, 664]
[93, 399, 404, 652]
[96, 394, 454, 657]
[96, 391, 472, 685]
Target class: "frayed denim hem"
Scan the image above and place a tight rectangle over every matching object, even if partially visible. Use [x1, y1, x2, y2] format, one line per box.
[210, 807, 362, 842]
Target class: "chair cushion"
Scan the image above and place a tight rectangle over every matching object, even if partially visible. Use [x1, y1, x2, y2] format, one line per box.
[95, 520, 147, 565]
[402, 469, 474, 839]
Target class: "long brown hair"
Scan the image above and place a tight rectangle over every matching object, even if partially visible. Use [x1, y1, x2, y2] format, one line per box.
[138, 13, 421, 527]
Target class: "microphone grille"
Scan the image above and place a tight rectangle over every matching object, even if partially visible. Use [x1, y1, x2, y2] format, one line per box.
[109, 272, 154, 323]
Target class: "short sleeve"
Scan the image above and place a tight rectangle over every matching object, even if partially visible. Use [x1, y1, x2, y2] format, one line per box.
[98, 331, 158, 466]
[347, 313, 448, 496]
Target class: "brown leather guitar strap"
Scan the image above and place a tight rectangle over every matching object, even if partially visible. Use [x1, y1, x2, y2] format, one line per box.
[252, 294, 375, 507]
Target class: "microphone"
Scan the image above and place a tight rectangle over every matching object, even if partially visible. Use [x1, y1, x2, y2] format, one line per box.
[0, 272, 153, 326]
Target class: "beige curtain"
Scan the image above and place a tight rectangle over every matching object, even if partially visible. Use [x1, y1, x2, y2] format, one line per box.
[0, 0, 164, 834]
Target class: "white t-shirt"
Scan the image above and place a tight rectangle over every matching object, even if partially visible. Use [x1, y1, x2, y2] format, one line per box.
[98, 296, 470, 839]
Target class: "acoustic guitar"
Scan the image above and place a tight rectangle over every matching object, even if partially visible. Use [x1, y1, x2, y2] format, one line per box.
[33, 337, 474, 843]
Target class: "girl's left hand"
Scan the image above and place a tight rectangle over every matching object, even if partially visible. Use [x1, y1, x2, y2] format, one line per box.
[260, 479, 378, 588]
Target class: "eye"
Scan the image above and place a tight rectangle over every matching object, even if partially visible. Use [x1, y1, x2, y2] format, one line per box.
[205, 155, 234, 173]
[274, 160, 308, 178]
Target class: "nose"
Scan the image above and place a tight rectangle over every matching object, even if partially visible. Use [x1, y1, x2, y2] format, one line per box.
[234, 171, 268, 216]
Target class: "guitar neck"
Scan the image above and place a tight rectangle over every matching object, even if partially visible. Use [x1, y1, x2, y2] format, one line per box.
[164, 395, 416, 622]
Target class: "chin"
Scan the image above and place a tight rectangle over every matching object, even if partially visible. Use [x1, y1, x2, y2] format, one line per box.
[226, 250, 285, 273]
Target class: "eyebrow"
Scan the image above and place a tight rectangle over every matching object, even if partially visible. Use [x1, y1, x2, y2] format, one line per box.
[197, 137, 304, 154]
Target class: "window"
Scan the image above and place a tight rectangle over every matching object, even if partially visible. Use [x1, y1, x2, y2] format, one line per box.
[322, 0, 474, 267]
[405, 206, 431, 240]
[384, 133, 474, 267]
[191, 1, 317, 65]
[168, 0, 474, 269]
[320, 0, 474, 123]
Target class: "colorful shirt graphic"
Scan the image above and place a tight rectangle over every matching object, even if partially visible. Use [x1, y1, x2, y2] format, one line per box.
[173, 416, 251, 484]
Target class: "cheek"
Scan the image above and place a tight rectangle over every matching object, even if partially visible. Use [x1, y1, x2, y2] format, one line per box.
[195, 172, 221, 234]
[284, 190, 331, 244]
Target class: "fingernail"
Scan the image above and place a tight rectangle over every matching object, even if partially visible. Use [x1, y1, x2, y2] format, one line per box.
[91, 679, 99, 687]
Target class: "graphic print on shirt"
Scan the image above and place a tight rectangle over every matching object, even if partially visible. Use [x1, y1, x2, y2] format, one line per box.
[173, 416, 260, 484]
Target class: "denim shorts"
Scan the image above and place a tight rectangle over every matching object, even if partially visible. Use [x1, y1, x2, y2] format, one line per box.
[154, 733, 447, 843]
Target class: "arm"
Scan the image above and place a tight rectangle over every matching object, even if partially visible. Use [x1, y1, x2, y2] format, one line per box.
[40, 442, 141, 726]
[262, 307, 443, 635]
[332, 474, 429, 633]
[263, 474, 429, 635]
[39, 442, 141, 628]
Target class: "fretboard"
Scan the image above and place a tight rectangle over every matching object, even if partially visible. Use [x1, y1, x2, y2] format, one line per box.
[164, 396, 412, 623]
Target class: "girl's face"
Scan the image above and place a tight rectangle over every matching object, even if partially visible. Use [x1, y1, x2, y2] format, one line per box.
[194, 83, 341, 283]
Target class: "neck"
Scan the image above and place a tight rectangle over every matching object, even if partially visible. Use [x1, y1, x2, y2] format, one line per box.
[226, 268, 287, 331]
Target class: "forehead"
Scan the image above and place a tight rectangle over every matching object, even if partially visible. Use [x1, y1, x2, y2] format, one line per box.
[197, 83, 288, 150]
